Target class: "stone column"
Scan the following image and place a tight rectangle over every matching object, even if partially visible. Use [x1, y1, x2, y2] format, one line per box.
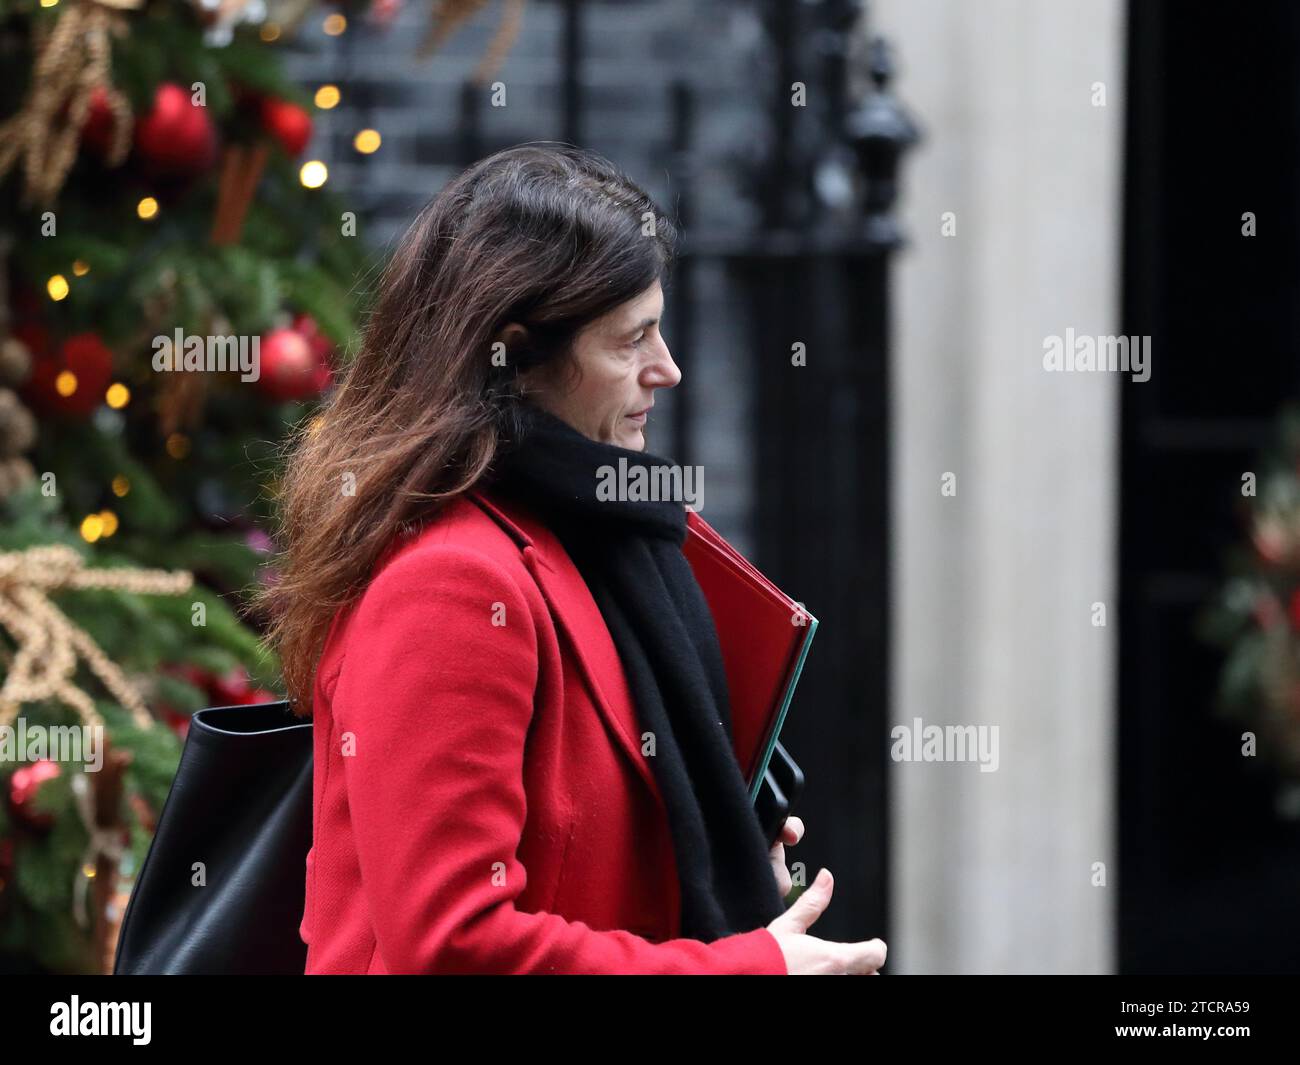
[875, 0, 1123, 973]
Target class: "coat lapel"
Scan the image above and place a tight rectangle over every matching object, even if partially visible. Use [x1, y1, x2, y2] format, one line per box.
[468, 491, 663, 804]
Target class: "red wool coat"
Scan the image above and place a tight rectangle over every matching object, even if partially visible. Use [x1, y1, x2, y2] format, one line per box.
[299, 488, 788, 974]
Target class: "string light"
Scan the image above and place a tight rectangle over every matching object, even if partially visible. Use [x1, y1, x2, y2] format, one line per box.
[315, 85, 341, 109]
[47, 274, 69, 301]
[111, 475, 130, 498]
[137, 197, 159, 220]
[72, 260, 90, 277]
[55, 371, 77, 397]
[299, 160, 328, 188]
[98, 511, 119, 537]
[323, 13, 346, 35]
[79, 514, 104, 543]
[260, 23, 281, 42]
[354, 129, 381, 154]
[165, 433, 191, 459]
[105, 382, 130, 408]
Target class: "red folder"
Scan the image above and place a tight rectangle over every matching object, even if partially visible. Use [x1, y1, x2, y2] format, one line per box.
[683, 513, 818, 799]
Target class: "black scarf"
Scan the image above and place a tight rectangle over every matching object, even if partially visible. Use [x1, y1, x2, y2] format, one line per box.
[487, 403, 786, 941]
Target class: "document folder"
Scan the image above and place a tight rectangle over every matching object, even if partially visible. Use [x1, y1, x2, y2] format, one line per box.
[682, 513, 818, 802]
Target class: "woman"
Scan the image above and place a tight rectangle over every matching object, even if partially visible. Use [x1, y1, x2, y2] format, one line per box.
[260, 143, 887, 975]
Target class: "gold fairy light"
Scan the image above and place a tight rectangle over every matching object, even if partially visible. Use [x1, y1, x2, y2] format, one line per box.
[299, 160, 327, 188]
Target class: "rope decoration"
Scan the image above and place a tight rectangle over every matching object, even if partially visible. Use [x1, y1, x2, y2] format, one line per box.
[70, 770, 127, 929]
[0, 0, 140, 206]
[419, 0, 526, 86]
[0, 544, 193, 730]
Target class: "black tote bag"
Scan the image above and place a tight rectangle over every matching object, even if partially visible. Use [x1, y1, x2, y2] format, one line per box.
[112, 700, 312, 975]
[111, 698, 801, 974]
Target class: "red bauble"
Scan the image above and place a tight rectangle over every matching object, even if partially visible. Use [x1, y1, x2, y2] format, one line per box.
[134, 83, 218, 177]
[369, 0, 404, 27]
[9, 760, 62, 830]
[291, 313, 330, 356]
[235, 687, 281, 706]
[292, 313, 335, 393]
[260, 97, 313, 158]
[158, 705, 192, 741]
[209, 665, 252, 706]
[25, 355, 62, 413]
[11, 321, 50, 360]
[64, 331, 114, 382]
[171, 662, 213, 691]
[310, 360, 334, 393]
[1253, 593, 1283, 630]
[23, 331, 114, 418]
[81, 86, 117, 158]
[258, 327, 324, 401]
[1288, 588, 1300, 631]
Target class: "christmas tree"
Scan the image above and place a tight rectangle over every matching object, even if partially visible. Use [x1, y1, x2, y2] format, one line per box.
[0, 0, 374, 973]
[1201, 405, 1300, 820]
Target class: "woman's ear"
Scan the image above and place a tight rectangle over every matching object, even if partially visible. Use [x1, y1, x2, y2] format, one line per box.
[493, 322, 531, 364]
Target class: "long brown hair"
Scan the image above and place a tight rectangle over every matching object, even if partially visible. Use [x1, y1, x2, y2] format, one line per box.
[254, 143, 677, 714]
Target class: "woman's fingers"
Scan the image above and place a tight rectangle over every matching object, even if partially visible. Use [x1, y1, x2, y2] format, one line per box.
[770, 818, 805, 895]
[774, 867, 834, 933]
[769, 842, 792, 895]
[844, 938, 888, 974]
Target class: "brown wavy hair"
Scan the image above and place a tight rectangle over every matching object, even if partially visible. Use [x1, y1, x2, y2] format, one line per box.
[253, 143, 677, 714]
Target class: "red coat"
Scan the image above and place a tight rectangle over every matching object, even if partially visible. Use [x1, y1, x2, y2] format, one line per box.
[300, 488, 788, 974]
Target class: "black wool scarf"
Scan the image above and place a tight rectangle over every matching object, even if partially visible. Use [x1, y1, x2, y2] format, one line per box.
[487, 403, 787, 942]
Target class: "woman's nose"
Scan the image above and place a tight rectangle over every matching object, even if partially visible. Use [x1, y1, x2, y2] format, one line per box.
[645, 342, 682, 389]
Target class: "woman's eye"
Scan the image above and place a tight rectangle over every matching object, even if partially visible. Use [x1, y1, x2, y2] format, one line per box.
[629, 333, 645, 348]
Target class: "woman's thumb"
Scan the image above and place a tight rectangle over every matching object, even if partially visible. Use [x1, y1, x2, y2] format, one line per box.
[776, 867, 833, 933]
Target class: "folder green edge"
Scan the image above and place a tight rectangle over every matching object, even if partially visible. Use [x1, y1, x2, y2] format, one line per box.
[747, 615, 818, 803]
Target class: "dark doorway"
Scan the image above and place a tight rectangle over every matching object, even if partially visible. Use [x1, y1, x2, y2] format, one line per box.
[1121, 0, 1300, 973]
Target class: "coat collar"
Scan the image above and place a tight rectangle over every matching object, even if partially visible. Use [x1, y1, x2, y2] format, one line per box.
[466, 489, 665, 808]
[468, 487, 707, 546]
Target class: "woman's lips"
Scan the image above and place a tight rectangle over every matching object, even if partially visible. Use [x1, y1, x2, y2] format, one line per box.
[626, 408, 649, 423]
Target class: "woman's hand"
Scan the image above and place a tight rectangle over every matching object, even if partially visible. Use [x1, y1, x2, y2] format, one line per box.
[769, 815, 804, 897]
[767, 867, 888, 975]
